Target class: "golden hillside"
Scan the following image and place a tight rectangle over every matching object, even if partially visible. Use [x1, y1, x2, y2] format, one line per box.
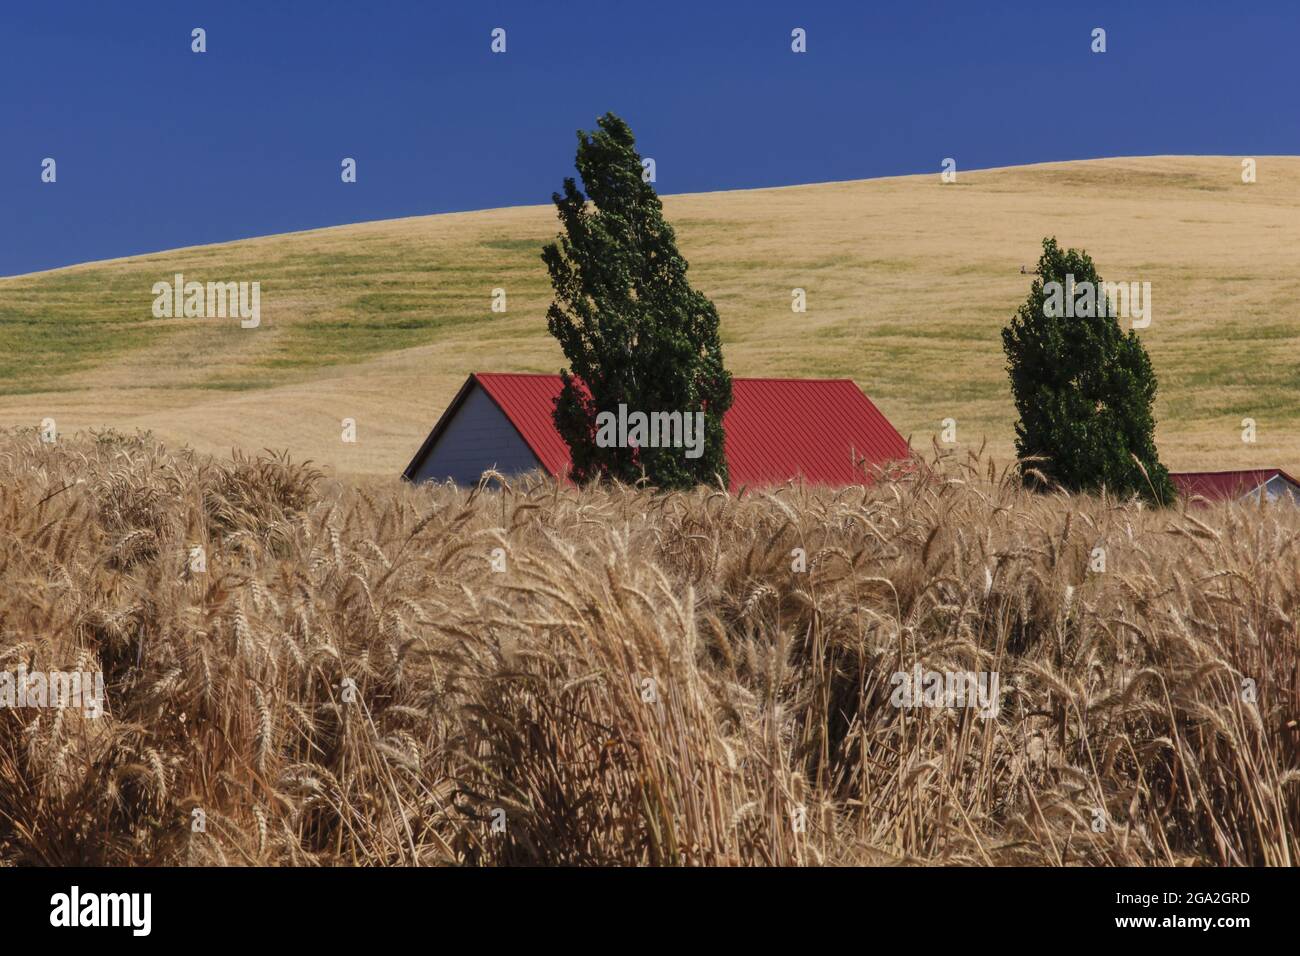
[2, 155, 1297, 477]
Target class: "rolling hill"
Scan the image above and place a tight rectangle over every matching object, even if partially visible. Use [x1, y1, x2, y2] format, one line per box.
[3, 155, 1298, 478]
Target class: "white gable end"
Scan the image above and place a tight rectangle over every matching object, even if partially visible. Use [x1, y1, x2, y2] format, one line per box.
[1262, 474, 1300, 504]
[408, 383, 543, 485]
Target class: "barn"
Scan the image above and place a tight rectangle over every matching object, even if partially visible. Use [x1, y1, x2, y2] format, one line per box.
[403, 372, 910, 488]
[1169, 469, 1300, 504]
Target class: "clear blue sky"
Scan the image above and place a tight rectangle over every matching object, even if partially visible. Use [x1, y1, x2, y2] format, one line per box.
[2, 0, 1296, 276]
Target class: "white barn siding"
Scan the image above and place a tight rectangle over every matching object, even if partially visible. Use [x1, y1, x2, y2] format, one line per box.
[409, 383, 542, 485]
[1262, 474, 1300, 504]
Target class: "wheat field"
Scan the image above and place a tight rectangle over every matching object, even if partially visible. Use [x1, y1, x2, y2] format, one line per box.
[2, 156, 1299, 477]
[1, 428, 1295, 866]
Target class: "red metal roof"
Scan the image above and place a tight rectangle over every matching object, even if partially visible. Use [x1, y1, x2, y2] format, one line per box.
[1170, 469, 1300, 501]
[446, 372, 911, 488]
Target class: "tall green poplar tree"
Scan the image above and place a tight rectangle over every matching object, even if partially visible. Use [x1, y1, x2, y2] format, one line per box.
[542, 112, 732, 488]
[1002, 237, 1174, 503]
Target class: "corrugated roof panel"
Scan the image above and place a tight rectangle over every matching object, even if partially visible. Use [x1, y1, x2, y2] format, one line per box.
[472, 372, 910, 489]
[1170, 469, 1296, 501]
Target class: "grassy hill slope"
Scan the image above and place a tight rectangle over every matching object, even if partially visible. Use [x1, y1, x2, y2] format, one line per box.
[2, 155, 1298, 477]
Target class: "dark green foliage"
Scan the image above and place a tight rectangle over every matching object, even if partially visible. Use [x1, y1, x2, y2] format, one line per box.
[1002, 237, 1175, 504]
[542, 113, 732, 488]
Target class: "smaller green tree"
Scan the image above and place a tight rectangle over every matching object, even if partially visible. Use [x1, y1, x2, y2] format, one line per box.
[1002, 237, 1175, 504]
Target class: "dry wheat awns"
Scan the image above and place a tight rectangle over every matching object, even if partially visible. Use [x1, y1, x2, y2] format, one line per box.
[0, 427, 1296, 865]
